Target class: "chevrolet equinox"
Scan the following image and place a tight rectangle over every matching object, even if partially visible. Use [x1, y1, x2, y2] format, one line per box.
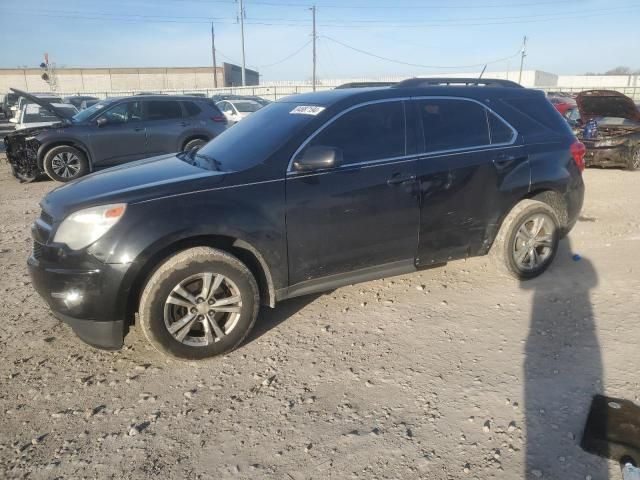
[28, 78, 585, 360]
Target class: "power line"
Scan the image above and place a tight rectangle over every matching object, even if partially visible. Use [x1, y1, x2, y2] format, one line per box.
[321, 35, 523, 69]
[257, 39, 312, 68]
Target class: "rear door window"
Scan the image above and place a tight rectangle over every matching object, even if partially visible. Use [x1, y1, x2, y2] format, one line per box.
[303, 101, 406, 166]
[416, 99, 490, 152]
[145, 100, 183, 121]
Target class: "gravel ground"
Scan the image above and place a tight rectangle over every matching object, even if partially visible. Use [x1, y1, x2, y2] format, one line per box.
[0, 144, 638, 479]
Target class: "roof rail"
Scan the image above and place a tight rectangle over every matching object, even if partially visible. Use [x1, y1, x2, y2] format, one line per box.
[394, 78, 523, 88]
[335, 81, 397, 89]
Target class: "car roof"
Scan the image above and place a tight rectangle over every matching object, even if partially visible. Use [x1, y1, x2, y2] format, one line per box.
[277, 84, 542, 107]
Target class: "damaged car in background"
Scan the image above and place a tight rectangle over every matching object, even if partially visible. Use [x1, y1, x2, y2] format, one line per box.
[565, 90, 640, 170]
[4, 88, 228, 183]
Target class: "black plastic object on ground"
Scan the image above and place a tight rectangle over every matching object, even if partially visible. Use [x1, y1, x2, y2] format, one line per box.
[581, 395, 640, 467]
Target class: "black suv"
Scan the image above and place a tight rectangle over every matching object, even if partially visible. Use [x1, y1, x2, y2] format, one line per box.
[28, 79, 585, 360]
[4, 89, 228, 183]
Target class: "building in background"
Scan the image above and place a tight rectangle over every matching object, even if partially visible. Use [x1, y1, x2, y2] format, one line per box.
[0, 62, 259, 94]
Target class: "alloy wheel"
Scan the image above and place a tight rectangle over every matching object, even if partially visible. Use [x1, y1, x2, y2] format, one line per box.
[512, 213, 556, 271]
[163, 273, 242, 347]
[51, 152, 81, 179]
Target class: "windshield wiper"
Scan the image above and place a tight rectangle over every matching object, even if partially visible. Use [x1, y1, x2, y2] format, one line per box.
[194, 153, 223, 171]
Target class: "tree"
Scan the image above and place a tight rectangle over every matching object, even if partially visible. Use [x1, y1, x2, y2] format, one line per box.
[604, 66, 632, 75]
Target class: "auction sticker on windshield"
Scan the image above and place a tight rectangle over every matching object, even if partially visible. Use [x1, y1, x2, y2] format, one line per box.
[290, 105, 325, 115]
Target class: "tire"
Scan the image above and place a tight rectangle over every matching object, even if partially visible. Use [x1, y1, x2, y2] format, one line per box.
[43, 145, 89, 182]
[491, 199, 560, 280]
[138, 247, 260, 361]
[183, 138, 207, 152]
[627, 148, 640, 171]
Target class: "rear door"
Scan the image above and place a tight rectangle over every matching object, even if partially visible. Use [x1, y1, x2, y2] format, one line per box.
[285, 100, 420, 289]
[414, 97, 528, 265]
[143, 99, 188, 156]
[88, 100, 147, 166]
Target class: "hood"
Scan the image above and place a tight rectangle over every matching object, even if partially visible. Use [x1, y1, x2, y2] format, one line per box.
[576, 90, 640, 123]
[42, 154, 227, 219]
[10, 88, 75, 121]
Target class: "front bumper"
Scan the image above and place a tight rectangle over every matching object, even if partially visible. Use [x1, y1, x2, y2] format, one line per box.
[27, 250, 130, 350]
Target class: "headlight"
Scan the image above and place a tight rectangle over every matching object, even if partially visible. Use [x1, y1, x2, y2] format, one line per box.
[54, 204, 126, 250]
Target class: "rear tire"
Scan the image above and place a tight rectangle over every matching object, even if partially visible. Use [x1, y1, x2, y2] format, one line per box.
[491, 199, 560, 280]
[138, 247, 259, 361]
[43, 145, 89, 182]
[627, 148, 640, 171]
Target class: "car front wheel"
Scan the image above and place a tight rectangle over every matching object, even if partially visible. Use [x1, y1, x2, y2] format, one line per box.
[43, 145, 89, 182]
[138, 247, 260, 360]
[492, 199, 560, 280]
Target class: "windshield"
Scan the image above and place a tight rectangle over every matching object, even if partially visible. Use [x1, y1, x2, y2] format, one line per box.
[234, 101, 262, 113]
[72, 99, 113, 122]
[193, 102, 319, 171]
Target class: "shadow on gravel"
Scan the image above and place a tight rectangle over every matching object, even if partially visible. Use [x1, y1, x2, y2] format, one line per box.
[244, 293, 322, 345]
[523, 238, 607, 479]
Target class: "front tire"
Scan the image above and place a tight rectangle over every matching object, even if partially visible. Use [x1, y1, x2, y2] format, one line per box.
[43, 145, 89, 182]
[138, 247, 260, 360]
[492, 199, 560, 280]
[183, 138, 207, 152]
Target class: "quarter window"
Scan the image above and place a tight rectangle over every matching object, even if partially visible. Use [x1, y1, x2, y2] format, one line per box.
[417, 99, 490, 152]
[488, 112, 514, 144]
[303, 101, 405, 166]
[146, 100, 182, 121]
[183, 101, 202, 117]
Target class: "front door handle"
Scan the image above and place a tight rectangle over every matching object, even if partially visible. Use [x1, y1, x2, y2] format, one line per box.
[133, 127, 144, 132]
[179, 122, 190, 127]
[387, 173, 417, 186]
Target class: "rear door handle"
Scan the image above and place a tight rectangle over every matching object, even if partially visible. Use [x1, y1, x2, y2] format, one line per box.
[133, 126, 144, 132]
[179, 122, 190, 127]
[387, 173, 417, 186]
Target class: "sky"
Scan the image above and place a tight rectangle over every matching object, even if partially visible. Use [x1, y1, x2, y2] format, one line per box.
[0, 0, 638, 82]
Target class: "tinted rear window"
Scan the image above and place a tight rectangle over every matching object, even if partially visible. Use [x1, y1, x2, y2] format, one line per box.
[417, 99, 489, 152]
[146, 100, 182, 120]
[505, 97, 571, 134]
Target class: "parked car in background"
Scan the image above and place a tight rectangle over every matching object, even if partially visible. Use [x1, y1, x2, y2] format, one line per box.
[2, 92, 19, 118]
[212, 94, 271, 106]
[11, 102, 77, 130]
[566, 90, 640, 170]
[80, 99, 100, 110]
[4, 89, 228, 182]
[26, 78, 584, 359]
[11, 93, 63, 120]
[216, 99, 262, 123]
[548, 94, 576, 115]
[63, 95, 99, 109]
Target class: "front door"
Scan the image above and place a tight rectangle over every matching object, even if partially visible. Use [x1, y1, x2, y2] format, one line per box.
[285, 100, 420, 289]
[89, 100, 146, 167]
[413, 97, 529, 265]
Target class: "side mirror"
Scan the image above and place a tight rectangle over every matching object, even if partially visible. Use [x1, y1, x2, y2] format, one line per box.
[96, 117, 107, 127]
[293, 145, 342, 172]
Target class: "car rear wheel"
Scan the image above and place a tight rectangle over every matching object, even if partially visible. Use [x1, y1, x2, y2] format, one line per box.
[43, 146, 89, 182]
[183, 138, 207, 152]
[627, 148, 640, 171]
[492, 199, 560, 280]
[138, 247, 259, 361]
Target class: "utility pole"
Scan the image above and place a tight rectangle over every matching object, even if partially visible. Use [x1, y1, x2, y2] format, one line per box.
[238, 0, 246, 86]
[211, 22, 218, 88]
[311, 5, 317, 91]
[518, 36, 527, 85]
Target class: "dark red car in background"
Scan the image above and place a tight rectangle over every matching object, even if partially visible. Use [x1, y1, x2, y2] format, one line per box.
[548, 94, 577, 115]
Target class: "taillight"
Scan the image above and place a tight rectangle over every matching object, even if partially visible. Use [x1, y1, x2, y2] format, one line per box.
[570, 140, 586, 172]
[212, 115, 227, 123]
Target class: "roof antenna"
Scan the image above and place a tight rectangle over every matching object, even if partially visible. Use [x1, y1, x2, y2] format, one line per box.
[478, 64, 487, 79]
